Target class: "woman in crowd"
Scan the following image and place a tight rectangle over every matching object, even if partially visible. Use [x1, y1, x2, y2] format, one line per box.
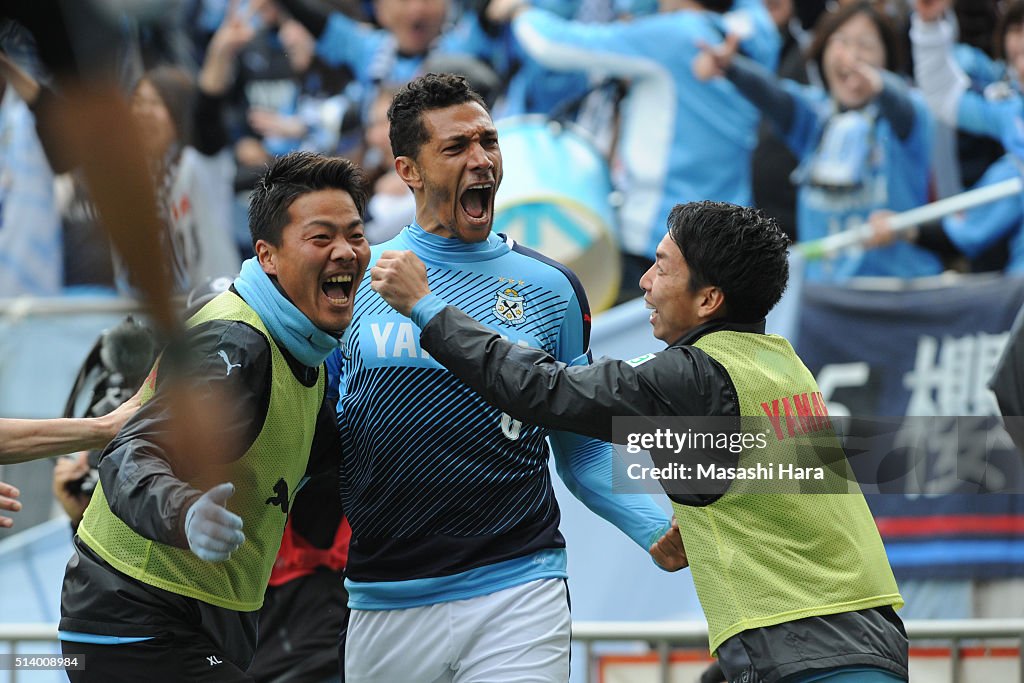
[868, 0, 1024, 274]
[117, 2, 256, 292]
[695, 1, 942, 282]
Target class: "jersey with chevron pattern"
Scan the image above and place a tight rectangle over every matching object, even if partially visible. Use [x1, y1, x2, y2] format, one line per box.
[335, 224, 590, 585]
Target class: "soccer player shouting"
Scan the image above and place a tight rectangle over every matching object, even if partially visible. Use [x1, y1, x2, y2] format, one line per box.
[333, 73, 682, 682]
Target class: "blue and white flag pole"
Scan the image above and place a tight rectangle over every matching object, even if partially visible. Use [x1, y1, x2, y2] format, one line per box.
[795, 176, 1024, 261]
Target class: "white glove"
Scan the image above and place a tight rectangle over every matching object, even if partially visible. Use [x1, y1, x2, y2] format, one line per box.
[184, 482, 245, 562]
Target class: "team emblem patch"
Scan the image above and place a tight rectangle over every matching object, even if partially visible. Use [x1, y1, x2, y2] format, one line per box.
[494, 287, 527, 325]
[626, 353, 655, 367]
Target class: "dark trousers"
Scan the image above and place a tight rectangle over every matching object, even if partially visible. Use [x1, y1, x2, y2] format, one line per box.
[248, 569, 347, 683]
[62, 632, 253, 683]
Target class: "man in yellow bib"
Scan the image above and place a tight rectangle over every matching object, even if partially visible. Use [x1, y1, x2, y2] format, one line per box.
[59, 152, 370, 681]
[371, 201, 908, 682]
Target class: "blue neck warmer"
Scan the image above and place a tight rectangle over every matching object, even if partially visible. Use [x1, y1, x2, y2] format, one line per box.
[233, 257, 341, 367]
[403, 221, 509, 263]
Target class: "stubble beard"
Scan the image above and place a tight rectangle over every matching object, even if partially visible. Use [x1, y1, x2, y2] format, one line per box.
[421, 177, 492, 243]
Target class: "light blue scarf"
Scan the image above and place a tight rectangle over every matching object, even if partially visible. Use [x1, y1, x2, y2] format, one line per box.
[233, 257, 341, 367]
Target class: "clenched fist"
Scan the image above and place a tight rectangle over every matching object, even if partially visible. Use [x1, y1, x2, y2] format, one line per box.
[371, 250, 433, 317]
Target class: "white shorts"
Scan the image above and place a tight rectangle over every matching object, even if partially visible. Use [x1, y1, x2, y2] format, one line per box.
[344, 578, 571, 683]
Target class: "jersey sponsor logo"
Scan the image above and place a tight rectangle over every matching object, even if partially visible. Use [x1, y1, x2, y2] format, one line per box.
[760, 391, 832, 441]
[217, 349, 242, 376]
[494, 287, 526, 326]
[265, 478, 290, 514]
[371, 321, 433, 360]
[359, 315, 541, 369]
[500, 412, 524, 440]
[626, 353, 655, 367]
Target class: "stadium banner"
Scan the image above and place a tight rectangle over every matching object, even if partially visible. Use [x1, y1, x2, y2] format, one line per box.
[597, 646, 1021, 683]
[796, 275, 1024, 580]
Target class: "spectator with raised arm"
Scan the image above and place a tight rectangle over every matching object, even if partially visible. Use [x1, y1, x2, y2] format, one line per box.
[487, 0, 779, 294]
[0, 40, 62, 295]
[230, 2, 358, 182]
[695, 1, 941, 282]
[0, 394, 140, 466]
[277, 0, 493, 103]
[114, 3, 253, 292]
[868, 0, 1024, 273]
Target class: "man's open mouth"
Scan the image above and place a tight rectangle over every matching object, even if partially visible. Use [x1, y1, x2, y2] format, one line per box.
[322, 274, 354, 304]
[460, 183, 493, 221]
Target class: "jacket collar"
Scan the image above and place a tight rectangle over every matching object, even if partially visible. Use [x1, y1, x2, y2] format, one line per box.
[669, 318, 767, 348]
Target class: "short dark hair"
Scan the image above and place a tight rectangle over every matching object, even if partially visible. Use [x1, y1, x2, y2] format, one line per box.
[954, 0, 1000, 56]
[666, 201, 789, 323]
[248, 152, 368, 247]
[387, 72, 488, 160]
[807, 1, 903, 88]
[996, 1, 1024, 61]
[695, 0, 732, 12]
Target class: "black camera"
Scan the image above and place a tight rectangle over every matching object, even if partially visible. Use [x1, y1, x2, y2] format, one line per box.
[60, 316, 157, 497]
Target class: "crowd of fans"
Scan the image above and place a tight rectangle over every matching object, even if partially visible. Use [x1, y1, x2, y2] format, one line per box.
[1, 0, 1022, 303]
[1, 3, 1023, 679]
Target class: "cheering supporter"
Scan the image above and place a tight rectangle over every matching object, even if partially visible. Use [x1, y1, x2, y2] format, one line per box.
[695, 1, 942, 282]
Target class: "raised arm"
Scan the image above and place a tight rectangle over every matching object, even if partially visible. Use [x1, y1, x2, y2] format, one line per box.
[275, 0, 333, 38]
[545, 277, 677, 568]
[874, 70, 919, 141]
[0, 391, 139, 465]
[197, 1, 256, 97]
[370, 251, 712, 440]
[910, 0, 967, 129]
[0, 52, 77, 173]
[193, 0, 256, 156]
[693, 35, 797, 136]
[97, 319, 268, 552]
[510, 7, 673, 79]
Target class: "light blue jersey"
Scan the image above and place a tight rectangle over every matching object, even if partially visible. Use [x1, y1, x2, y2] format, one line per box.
[954, 44, 1006, 90]
[936, 58, 1024, 272]
[315, 11, 493, 90]
[0, 89, 60, 295]
[942, 153, 1024, 273]
[511, 0, 779, 260]
[956, 83, 1024, 152]
[947, 82, 1024, 273]
[333, 223, 668, 610]
[783, 80, 943, 281]
[315, 7, 591, 118]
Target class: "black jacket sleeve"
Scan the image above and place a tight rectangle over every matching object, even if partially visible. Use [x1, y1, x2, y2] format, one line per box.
[192, 90, 229, 156]
[915, 219, 963, 258]
[726, 55, 797, 137]
[275, 0, 331, 37]
[419, 306, 729, 442]
[97, 318, 272, 548]
[875, 70, 917, 141]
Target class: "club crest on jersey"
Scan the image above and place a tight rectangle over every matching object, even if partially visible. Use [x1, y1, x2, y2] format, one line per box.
[494, 287, 527, 325]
